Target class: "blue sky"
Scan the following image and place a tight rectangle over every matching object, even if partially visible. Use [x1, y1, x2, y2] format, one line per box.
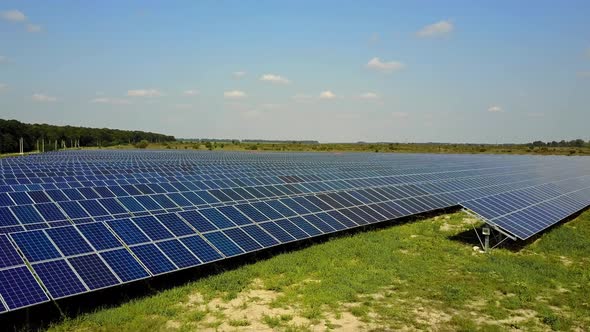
[0, 1, 589, 143]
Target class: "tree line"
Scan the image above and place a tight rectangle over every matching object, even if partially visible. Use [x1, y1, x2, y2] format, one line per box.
[529, 139, 588, 148]
[0, 119, 175, 154]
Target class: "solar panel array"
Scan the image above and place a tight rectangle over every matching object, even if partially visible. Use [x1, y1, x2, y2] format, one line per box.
[0, 150, 588, 313]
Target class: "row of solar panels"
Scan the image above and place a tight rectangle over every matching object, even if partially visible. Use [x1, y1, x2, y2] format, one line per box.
[462, 176, 590, 239]
[0, 159, 542, 192]
[0, 164, 580, 234]
[0, 185, 453, 313]
[2, 175, 587, 313]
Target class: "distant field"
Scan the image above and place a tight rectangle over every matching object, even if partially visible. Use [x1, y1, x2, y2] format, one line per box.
[103, 141, 590, 156]
[3, 141, 589, 157]
[43, 210, 590, 331]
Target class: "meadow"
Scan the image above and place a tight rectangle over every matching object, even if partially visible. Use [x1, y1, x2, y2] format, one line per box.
[108, 141, 590, 156]
[42, 209, 590, 331]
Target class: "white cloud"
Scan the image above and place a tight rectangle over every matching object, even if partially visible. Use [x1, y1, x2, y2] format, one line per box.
[319, 91, 336, 99]
[416, 20, 454, 38]
[183, 89, 199, 96]
[26, 24, 42, 32]
[0, 56, 9, 63]
[1, 10, 26, 22]
[32, 93, 58, 102]
[366, 57, 405, 73]
[359, 92, 379, 99]
[90, 97, 132, 105]
[0, 83, 6, 90]
[487, 105, 503, 112]
[233, 71, 246, 79]
[224, 90, 247, 99]
[392, 112, 409, 118]
[260, 74, 290, 84]
[127, 89, 162, 97]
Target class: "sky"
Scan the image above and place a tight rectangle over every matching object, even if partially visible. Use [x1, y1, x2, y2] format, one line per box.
[0, 1, 589, 143]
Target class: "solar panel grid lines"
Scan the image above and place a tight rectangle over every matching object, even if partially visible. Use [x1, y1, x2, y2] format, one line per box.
[0, 151, 588, 313]
[463, 177, 590, 240]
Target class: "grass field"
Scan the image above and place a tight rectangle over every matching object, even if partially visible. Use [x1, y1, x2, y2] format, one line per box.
[43, 209, 590, 331]
[103, 141, 590, 156]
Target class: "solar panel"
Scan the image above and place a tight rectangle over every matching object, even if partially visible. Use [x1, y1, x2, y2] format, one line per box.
[0, 150, 587, 313]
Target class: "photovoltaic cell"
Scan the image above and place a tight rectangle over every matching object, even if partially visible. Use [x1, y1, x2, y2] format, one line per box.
[203, 232, 244, 257]
[10, 230, 62, 262]
[180, 235, 223, 262]
[76, 222, 120, 250]
[100, 248, 151, 281]
[0, 149, 587, 314]
[68, 254, 120, 290]
[45, 226, 93, 256]
[131, 244, 177, 275]
[156, 239, 201, 269]
[0, 266, 49, 310]
[32, 260, 87, 299]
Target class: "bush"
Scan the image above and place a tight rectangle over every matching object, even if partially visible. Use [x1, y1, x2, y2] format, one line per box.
[134, 140, 149, 149]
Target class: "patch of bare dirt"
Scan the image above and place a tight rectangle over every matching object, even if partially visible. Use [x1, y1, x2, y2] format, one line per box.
[174, 279, 379, 331]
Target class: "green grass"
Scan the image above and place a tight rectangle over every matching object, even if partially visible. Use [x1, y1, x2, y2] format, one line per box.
[101, 141, 590, 156]
[44, 210, 590, 331]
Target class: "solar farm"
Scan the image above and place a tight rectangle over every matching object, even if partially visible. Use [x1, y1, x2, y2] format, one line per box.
[0, 150, 589, 328]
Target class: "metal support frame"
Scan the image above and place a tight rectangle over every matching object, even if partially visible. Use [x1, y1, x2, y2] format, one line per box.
[462, 208, 516, 253]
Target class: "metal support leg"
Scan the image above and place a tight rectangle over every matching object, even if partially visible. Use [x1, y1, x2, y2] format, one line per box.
[482, 226, 490, 252]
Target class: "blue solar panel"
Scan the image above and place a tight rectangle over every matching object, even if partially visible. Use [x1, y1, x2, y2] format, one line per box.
[99, 198, 127, 214]
[68, 254, 120, 290]
[77, 222, 122, 250]
[0, 193, 14, 207]
[156, 239, 201, 269]
[178, 210, 217, 232]
[132, 216, 174, 241]
[11, 205, 44, 224]
[107, 219, 150, 245]
[203, 231, 244, 257]
[235, 204, 269, 222]
[180, 235, 223, 263]
[130, 244, 177, 275]
[79, 200, 109, 217]
[241, 225, 279, 247]
[118, 196, 147, 212]
[301, 214, 334, 233]
[32, 260, 87, 299]
[0, 266, 49, 310]
[59, 201, 90, 219]
[0, 207, 19, 227]
[223, 228, 262, 252]
[251, 202, 282, 220]
[0, 149, 587, 314]
[155, 213, 195, 236]
[275, 219, 309, 239]
[100, 248, 151, 282]
[0, 235, 24, 269]
[290, 216, 323, 236]
[9, 192, 34, 205]
[259, 221, 296, 243]
[10, 230, 62, 262]
[45, 226, 93, 256]
[218, 206, 252, 226]
[199, 208, 236, 229]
